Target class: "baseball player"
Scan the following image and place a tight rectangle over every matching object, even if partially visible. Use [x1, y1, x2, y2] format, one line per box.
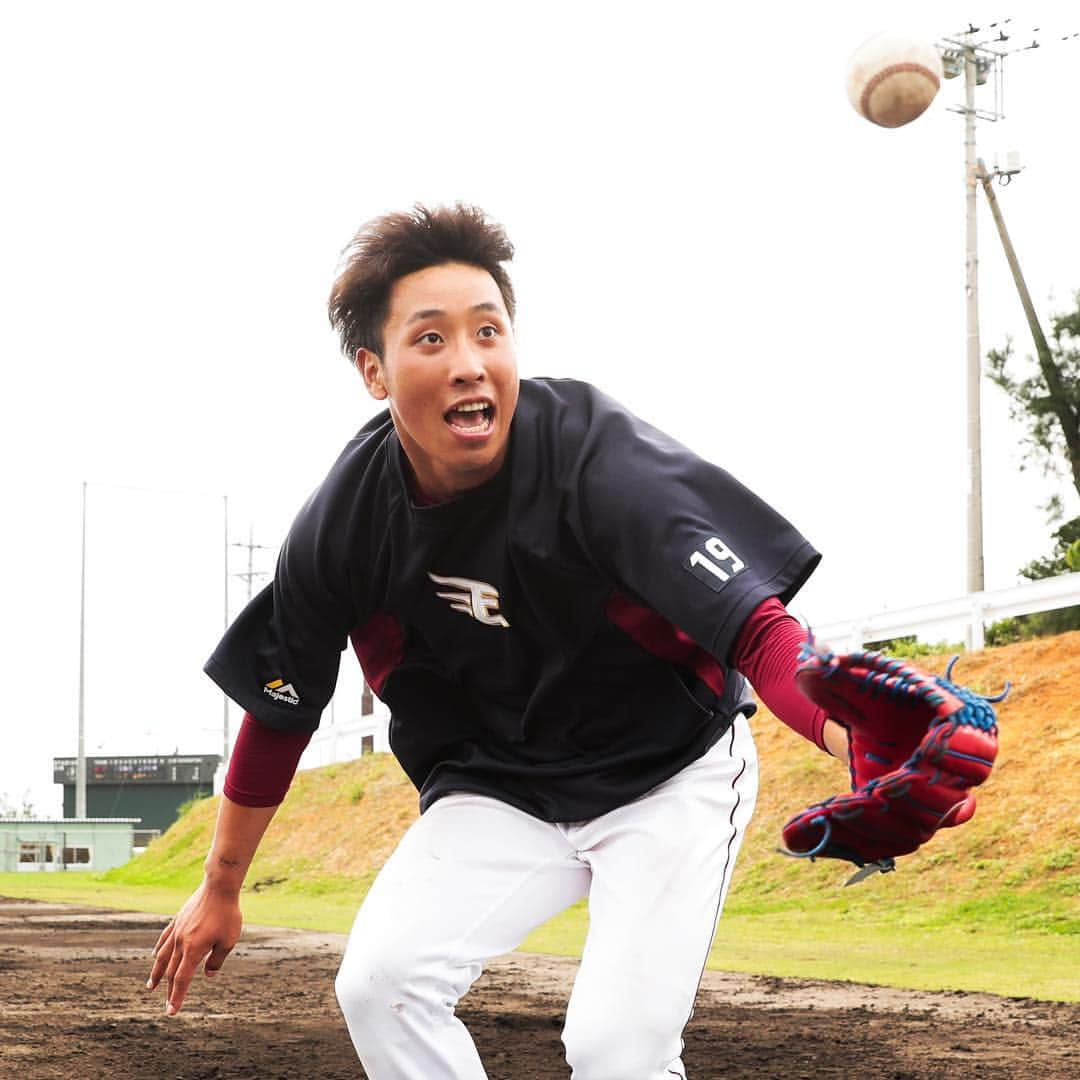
[144, 204, 880, 1077]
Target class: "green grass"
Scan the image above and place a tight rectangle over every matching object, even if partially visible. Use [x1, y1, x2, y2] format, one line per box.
[516, 891, 1080, 1002]
[0, 871, 371, 935]
[0, 874, 192, 920]
[8, 640, 1078, 1008]
[4, 872, 1077, 1002]
[709, 909, 1078, 1002]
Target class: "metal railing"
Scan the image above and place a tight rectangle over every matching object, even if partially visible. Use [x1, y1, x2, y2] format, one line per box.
[814, 571, 1080, 652]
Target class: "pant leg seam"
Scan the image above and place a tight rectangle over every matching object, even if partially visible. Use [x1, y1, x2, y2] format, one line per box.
[676, 720, 751, 1041]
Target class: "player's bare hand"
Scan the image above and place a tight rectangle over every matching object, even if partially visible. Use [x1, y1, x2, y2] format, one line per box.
[145, 881, 243, 1016]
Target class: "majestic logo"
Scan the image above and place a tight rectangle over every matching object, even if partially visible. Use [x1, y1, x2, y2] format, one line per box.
[685, 535, 747, 593]
[428, 572, 510, 628]
[263, 678, 300, 705]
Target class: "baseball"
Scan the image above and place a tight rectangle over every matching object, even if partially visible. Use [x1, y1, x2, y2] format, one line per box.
[846, 33, 943, 128]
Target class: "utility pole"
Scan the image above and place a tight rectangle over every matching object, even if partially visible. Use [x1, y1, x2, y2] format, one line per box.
[227, 524, 377, 725]
[939, 26, 1003, 601]
[222, 518, 273, 762]
[963, 43, 985, 596]
[231, 523, 274, 602]
[975, 158, 1055, 373]
[976, 157, 1080, 500]
[937, 19, 1077, 623]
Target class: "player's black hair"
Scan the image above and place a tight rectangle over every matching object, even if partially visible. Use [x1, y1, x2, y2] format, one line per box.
[328, 203, 516, 362]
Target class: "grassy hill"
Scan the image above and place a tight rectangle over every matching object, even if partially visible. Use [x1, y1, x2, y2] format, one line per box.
[4, 630, 1078, 999]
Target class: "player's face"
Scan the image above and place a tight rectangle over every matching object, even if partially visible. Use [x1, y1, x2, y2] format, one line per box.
[360, 262, 519, 503]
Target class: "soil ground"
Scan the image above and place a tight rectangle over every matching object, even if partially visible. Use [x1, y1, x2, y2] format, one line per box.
[1, 899, 1077, 1079]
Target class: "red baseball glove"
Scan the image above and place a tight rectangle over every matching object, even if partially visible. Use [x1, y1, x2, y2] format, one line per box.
[780, 640, 1007, 884]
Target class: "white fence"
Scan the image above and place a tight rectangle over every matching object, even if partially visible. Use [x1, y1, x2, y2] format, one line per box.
[814, 570, 1080, 652]
[300, 706, 391, 770]
[211, 572, 1080, 790]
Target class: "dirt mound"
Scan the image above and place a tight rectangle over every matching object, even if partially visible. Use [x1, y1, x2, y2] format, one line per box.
[2, 899, 1078, 1079]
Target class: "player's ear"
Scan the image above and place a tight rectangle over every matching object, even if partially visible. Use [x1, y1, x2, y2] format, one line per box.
[357, 348, 388, 401]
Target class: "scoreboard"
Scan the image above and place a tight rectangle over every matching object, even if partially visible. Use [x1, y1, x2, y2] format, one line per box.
[53, 755, 219, 786]
[53, 754, 222, 835]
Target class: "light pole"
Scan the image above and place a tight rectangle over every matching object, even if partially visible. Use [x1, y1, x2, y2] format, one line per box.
[75, 481, 233, 811]
[76, 481, 87, 820]
[223, 494, 230, 763]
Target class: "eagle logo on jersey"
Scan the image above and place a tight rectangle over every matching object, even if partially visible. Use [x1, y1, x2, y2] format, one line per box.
[428, 572, 510, 628]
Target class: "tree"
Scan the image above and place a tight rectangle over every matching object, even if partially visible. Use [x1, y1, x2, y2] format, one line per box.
[1019, 516, 1080, 581]
[983, 292, 1080, 644]
[984, 512, 1080, 643]
[986, 289, 1080, 505]
[986, 291, 1080, 581]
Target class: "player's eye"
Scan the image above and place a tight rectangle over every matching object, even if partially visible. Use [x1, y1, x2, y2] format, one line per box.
[477, 325, 498, 339]
[416, 331, 443, 346]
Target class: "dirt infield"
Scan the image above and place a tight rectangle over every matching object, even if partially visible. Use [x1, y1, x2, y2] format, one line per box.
[1, 898, 1076, 1079]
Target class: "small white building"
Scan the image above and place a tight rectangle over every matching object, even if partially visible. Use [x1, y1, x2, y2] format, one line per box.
[0, 818, 141, 872]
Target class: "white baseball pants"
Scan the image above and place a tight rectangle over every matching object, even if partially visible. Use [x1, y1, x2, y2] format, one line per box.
[335, 715, 758, 1079]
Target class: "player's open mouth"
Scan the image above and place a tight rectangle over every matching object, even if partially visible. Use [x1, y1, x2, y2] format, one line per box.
[444, 399, 495, 436]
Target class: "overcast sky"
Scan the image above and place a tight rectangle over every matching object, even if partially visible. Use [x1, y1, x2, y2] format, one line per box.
[3, 1, 1077, 815]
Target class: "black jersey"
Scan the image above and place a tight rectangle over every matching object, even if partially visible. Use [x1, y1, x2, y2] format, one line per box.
[206, 378, 820, 821]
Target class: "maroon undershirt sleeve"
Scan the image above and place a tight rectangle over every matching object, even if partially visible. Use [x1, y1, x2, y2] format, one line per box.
[223, 712, 313, 807]
[224, 597, 825, 806]
[730, 596, 829, 752]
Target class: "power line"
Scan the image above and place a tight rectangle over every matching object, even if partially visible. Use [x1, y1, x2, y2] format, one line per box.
[231, 523, 275, 603]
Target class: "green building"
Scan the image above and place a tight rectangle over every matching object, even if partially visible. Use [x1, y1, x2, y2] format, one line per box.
[53, 754, 220, 847]
[0, 818, 140, 872]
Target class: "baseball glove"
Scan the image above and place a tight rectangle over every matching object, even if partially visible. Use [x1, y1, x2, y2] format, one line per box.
[780, 640, 1007, 884]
